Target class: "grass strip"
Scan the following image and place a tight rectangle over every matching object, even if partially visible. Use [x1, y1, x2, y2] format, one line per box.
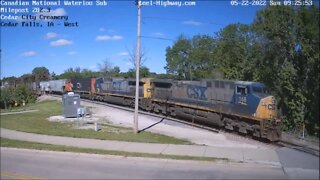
[0, 137, 227, 162]
[0, 100, 190, 144]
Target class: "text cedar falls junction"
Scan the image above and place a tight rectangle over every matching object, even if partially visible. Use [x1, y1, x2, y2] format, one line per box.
[0, 0, 108, 6]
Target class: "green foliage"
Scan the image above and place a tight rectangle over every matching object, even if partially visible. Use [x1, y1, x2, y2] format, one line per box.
[14, 85, 36, 105]
[121, 66, 150, 78]
[0, 88, 14, 109]
[165, 35, 217, 80]
[0, 85, 36, 109]
[54, 67, 101, 79]
[32, 67, 50, 82]
[252, 5, 319, 135]
[214, 24, 257, 81]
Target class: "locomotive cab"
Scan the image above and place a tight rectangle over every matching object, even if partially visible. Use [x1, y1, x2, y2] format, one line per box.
[234, 81, 277, 120]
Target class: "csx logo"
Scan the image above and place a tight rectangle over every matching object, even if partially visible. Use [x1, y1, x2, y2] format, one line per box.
[187, 85, 207, 100]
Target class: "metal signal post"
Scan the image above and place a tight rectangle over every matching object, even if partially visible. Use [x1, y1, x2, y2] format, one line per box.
[133, 1, 141, 134]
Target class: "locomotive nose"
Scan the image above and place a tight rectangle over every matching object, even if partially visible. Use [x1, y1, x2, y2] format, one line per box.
[255, 96, 277, 119]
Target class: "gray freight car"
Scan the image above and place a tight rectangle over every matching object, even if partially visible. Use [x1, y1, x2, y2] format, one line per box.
[49, 79, 66, 94]
[39, 81, 50, 94]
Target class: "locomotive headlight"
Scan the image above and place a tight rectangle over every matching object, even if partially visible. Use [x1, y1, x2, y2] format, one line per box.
[262, 101, 266, 106]
[268, 104, 274, 110]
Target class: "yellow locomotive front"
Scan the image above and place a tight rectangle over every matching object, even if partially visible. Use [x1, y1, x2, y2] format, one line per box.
[255, 94, 282, 141]
[255, 96, 277, 120]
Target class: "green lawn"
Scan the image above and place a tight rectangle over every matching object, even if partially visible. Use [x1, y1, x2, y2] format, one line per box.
[1, 137, 224, 162]
[0, 106, 35, 113]
[0, 100, 190, 144]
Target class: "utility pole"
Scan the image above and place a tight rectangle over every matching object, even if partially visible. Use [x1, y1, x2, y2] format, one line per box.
[133, 1, 141, 134]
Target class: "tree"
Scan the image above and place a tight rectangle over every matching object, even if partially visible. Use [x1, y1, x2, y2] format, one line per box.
[13, 84, 35, 105]
[252, 5, 320, 134]
[109, 66, 121, 77]
[214, 24, 257, 81]
[127, 46, 147, 70]
[294, 5, 319, 135]
[140, 66, 150, 77]
[165, 35, 193, 79]
[32, 67, 50, 82]
[18, 73, 34, 84]
[189, 35, 217, 79]
[51, 71, 56, 79]
[165, 35, 218, 80]
[56, 67, 83, 79]
[0, 88, 13, 109]
[1, 76, 17, 88]
[98, 59, 113, 77]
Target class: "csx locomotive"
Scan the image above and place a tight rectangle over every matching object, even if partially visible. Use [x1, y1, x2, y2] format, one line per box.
[39, 77, 282, 141]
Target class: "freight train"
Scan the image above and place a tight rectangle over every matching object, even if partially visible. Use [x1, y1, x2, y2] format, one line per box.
[38, 77, 282, 141]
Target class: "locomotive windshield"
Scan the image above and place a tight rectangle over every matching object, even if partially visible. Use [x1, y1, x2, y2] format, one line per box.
[252, 86, 268, 95]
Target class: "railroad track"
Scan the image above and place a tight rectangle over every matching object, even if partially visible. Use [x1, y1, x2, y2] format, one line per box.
[49, 94, 319, 156]
[276, 140, 319, 157]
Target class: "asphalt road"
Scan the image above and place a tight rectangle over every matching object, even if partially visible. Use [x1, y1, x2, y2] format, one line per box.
[1, 148, 287, 179]
[276, 147, 319, 170]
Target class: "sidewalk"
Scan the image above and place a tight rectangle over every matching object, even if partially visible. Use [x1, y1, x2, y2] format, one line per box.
[0, 128, 281, 166]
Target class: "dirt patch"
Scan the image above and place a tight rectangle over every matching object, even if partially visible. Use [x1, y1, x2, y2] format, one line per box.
[37, 95, 60, 103]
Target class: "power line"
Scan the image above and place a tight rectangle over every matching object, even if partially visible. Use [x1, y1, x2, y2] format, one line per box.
[140, 35, 175, 41]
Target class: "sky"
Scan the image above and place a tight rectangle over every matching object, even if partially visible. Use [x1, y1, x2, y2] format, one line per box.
[0, 0, 267, 78]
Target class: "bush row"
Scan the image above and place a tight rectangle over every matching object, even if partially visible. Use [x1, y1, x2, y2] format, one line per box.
[0, 85, 36, 109]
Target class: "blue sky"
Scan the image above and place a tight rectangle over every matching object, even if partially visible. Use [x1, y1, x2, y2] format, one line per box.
[1, 0, 265, 78]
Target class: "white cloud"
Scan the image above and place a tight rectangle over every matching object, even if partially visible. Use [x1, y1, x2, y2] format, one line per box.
[50, 39, 73, 47]
[117, 52, 129, 56]
[21, 51, 37, 57]
[96, 35, 123, 41]
[45, 32, 58, 39]
[67, 51, 77, 55]
[182, 20, 203, 26]
[99, 27, 105, 32]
